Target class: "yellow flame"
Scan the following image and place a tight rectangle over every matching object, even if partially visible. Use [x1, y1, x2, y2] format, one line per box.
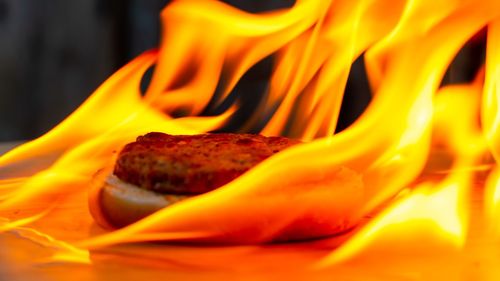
[0, 51, 232, 212]
[320, 53, 489, 265]
[10, 225, 90, 264]
[480, 14, 500, 239]
[483, 17, 500, 162]
[0, 0, 500, 270]
[319, 176, 469, 266]
[485, 167, 500, 236]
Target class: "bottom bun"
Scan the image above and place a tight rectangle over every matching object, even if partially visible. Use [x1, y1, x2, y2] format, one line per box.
[99, 175, 189, 228]
[89, 166, 365, 244]
[88, 167, 189, 230]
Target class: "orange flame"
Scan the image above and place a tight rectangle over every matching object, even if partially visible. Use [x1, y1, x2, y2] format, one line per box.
[319, 176, 469, 266]
[1, 0, 500, 276]
[320, 57, 492, 265]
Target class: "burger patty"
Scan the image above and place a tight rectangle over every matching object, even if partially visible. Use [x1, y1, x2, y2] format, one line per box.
[113, 132, 301, 195]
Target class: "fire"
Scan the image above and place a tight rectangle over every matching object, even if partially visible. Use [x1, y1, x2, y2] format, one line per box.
[320, 83, 484, 265]
[319, 177, 469, 266]
[1, 0, 500, 277]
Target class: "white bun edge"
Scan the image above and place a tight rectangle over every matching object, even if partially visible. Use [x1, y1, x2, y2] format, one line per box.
[89, 169, 188, 228]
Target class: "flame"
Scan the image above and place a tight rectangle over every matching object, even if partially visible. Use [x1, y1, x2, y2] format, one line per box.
[483, 16, 500, 239]
[1, 0, 500, 276]
[485, 167, 500, 235]
[320, 67, 490, 265]
[483, 17, 500, 162]
[319, 176, 469, 266]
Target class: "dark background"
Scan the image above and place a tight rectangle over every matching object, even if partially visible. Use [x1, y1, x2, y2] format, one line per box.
[0, 0, 304, 141]
[0, 0, 483, 142]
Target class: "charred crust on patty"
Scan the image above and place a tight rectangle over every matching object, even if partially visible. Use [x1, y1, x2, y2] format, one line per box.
[113, 132, 301, 195]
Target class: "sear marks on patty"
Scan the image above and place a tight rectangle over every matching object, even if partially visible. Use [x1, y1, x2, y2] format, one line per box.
[114, 132, 301, 195]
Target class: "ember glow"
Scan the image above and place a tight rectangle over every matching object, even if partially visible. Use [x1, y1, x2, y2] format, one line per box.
[1, 0, 500, 277]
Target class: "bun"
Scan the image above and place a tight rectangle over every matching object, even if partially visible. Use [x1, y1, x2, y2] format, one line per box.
[98, 174, 188, 228]
[89, 165, 365, 243]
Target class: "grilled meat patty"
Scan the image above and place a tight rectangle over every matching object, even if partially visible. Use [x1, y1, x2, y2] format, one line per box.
[113, 132, 301, 195]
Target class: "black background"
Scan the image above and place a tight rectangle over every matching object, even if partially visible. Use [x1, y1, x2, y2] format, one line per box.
[0, 0, 483, 141]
